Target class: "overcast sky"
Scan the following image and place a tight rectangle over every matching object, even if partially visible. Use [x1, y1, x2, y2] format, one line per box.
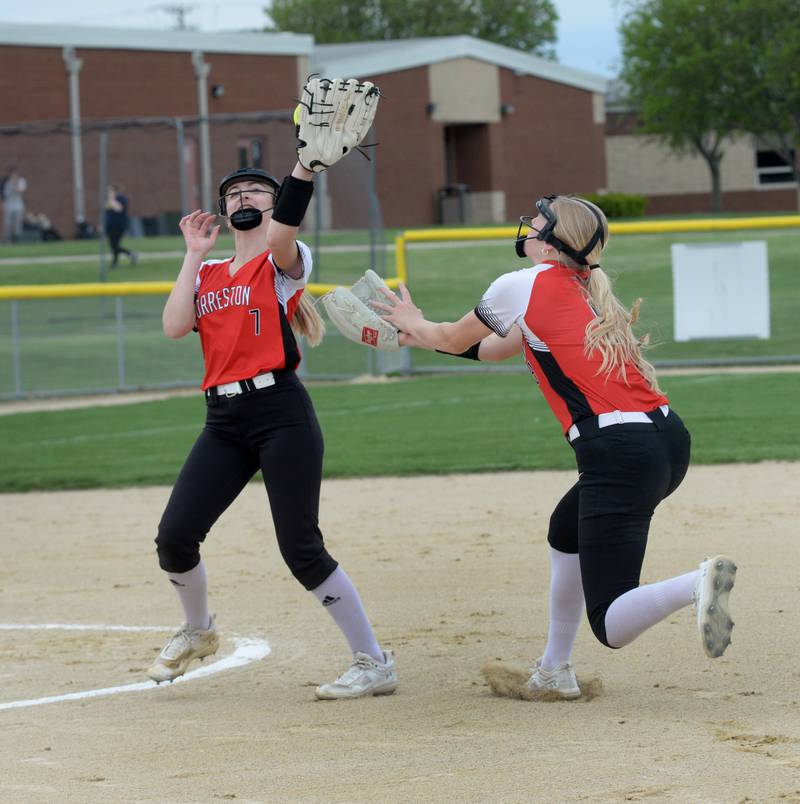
[0, 0, 625, 78]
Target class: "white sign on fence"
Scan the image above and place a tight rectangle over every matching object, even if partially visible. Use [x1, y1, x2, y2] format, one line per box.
[671, 241, 770, 341]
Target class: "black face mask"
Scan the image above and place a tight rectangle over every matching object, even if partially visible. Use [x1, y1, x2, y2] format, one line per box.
[514, 215, 542, 259]
[230, 207, 263, 231]
[220, 185, 276, 230]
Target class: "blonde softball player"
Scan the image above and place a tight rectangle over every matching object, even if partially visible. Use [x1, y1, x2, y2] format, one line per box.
[368, 195, 736, 699]
[149, 78, 397, 700]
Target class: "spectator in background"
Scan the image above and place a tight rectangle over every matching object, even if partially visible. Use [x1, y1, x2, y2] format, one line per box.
[104, 184, 137, 267]
[37, 212, 62, 242]
[24, 211, 62, 242]
[2, 166, 27, 243]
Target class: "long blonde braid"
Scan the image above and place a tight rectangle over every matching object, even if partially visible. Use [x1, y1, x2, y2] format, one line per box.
[549, 196, 662, 393]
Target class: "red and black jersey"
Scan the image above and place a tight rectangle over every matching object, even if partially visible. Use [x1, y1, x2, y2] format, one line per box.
[475, 260, 668, 434]
[193, 242, 311, 390]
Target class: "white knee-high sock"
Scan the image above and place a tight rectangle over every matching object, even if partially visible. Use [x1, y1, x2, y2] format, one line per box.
[167, 559, 210, 630]
[604, 570, 698, 648]
[311, 567, 383, 663]
[541, 548, 585, 671]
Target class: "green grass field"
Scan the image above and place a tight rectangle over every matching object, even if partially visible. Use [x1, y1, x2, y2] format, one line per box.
[1, 371, 797, 492]
[1, 224, 799, 399]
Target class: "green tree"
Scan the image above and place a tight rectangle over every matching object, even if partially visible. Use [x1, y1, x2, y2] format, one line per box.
[266, 0, 558, 57]
[620, 0, 756, 212]
[737, 0, 800, 188]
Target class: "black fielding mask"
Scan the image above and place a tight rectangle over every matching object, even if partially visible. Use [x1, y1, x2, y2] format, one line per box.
[515, 195, 606, 266]
[229, 207, 263, 231]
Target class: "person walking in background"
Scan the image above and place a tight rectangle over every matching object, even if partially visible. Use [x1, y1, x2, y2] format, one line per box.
[148, 76, 397, 701]
[373, 194, 737, 699]
[2, 166, 27, 243]
[104, 184, 137, 267]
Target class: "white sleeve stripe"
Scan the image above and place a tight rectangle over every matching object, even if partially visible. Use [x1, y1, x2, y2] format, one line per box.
[274, 272, 288, 309]
[475, 303, 509, 337]
[268, 241, 312, 302]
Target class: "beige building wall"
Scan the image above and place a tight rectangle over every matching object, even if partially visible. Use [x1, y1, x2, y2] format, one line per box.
[469, 190, 506, 224]
[296, 55, 311, 94]
[606, 133, 757, 195]
[592, 93, 606, 126]
[429, 58, 500, 123]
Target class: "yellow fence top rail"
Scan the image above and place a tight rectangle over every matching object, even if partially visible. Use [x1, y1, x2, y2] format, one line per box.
[398, 215, 800, 244]
[1, 216, 797, 301]
[0, 282, 176, 300]
[0, 279, 402, 302]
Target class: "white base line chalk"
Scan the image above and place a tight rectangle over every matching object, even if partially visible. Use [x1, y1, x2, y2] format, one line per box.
[0, 625, 270, 712]
[0, 624, 173, 632]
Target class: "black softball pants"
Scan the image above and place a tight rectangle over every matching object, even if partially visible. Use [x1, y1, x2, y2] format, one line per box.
[106, 227, 130, 263]
[155, 370, 338, 590]
[547, 409, 692, 647]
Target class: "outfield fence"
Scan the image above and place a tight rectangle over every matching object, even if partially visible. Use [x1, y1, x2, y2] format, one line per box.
[396, 215, 800, 375]
[0, 277, 408, 400]
[394, 214, 800, 282]
[1, 216, 799, 399]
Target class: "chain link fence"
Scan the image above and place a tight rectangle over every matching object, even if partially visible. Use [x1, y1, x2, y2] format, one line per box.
[0, 111, 406, 399]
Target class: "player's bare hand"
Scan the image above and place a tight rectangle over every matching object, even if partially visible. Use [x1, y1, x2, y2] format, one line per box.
[398, 331, 426, 349]
[373, 283, 423, 331]
[180, 210, 220, 257]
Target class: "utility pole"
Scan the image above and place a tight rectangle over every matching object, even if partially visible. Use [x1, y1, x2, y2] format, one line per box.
[159, 4, 197, 31]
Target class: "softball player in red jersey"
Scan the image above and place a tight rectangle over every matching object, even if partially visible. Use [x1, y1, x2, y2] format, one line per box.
[376, 195, 736, 699]
[148, 161, 397, 700]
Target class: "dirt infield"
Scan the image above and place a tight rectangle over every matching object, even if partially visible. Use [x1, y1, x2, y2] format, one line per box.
[1, 463, 798, 803]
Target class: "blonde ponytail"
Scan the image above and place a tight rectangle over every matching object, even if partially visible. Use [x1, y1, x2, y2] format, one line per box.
[583, 269, 661, 393]
[549, 196, 661, 393]
[291, 292, 325, 347]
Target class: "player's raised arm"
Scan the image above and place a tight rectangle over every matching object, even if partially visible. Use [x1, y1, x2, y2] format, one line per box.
[265, 163, 314, 279]
[267, 77, 381, 279]
[163, 210, 220, 338]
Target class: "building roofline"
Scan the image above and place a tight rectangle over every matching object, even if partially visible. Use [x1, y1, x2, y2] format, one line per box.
[313, 35, 607, 93]
[0, 23, 313, 55]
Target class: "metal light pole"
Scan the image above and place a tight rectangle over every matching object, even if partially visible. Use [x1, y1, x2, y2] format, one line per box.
[63, 46, 87, 234]
[98, 129, 108, 281]
[192, 51, 213, 213]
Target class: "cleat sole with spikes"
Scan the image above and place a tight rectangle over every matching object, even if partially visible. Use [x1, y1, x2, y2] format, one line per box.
[695, 555, 737, 658]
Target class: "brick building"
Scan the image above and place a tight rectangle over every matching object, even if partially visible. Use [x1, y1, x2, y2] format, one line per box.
[0, 26, 608, 236]
[313, 37, 608, 228]
[0, 24, 311, 239]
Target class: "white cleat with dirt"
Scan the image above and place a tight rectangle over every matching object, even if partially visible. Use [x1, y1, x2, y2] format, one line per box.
[147, 616, 219, 683]
[526, 657, 581, 699]
[315, 650, 398, 700]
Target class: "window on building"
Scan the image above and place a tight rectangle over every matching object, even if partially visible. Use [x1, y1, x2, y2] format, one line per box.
[238, 138, 265, 169]
[756, 148, 796, 185]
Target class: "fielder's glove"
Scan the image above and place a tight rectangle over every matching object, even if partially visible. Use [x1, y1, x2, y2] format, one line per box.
[321, 270, 400, 351]
[294, 76, 380, 173]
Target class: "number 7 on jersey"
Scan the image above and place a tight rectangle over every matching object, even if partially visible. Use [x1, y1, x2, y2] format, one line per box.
[249, 308, 261, 335]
